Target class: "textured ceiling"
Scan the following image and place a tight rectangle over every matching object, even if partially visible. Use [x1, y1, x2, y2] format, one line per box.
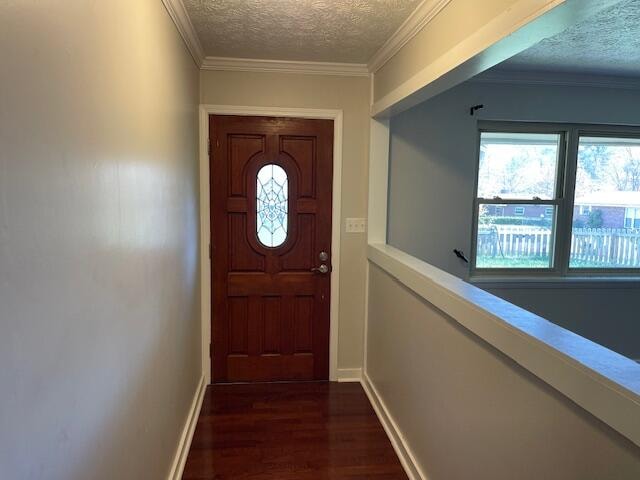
[499, 0, 640, 77]
[183, 0, 422, 63]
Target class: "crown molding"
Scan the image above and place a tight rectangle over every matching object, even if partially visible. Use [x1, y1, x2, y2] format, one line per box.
[368, 0, 453, 73]
[472, 69, 640, 90]
[161, 0, 205, 66]
[201, 56, 370, 77]
[163, 0, 450, 76]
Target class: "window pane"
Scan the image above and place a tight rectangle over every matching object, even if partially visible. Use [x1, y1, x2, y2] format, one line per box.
[478, 132, 561, 199]
[570, 136, 640, 268]
[476, 204, 555, 269]
[257, 164, 288, 247]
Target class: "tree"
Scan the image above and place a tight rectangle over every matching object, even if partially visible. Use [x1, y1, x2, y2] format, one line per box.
[587, 209, 603, 228]
[575, 145, 609, 197]
[622, 147, 640, 191]
[577, 144, 640, 194]
[478, 143, 557, 198]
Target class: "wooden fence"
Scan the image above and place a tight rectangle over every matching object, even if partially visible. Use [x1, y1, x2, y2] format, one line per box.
[570, 228, 640, 267]
[477, 226, 640, 267]
[477, 226, 552, 259]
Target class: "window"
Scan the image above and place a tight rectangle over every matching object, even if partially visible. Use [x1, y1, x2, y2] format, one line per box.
[569, 136, 640, 269]
[625, 208, 640, 229]
[473, 124, 640, 274]
[475, 131, 561, 270]
[257, 164, 288, 247]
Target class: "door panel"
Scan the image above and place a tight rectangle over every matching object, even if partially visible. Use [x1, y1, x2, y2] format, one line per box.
[210, 115, 333, 383]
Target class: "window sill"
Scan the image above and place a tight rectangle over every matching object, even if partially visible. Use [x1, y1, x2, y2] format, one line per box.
[470, 276, 640, 289]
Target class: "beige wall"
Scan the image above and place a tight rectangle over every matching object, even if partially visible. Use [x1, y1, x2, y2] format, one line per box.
[0, 1, 200, 479]
[200, 70, 370, 369]
[374, 0, 518, 102]
[367, 264, 640, 480]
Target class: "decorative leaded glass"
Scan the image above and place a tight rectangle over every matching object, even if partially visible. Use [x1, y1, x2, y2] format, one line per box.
[257, 164, 288, 247]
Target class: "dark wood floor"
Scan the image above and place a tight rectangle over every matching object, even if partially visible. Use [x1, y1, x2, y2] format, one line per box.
[182, 382, 408, 479]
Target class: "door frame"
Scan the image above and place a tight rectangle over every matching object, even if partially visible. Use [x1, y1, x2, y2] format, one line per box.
[198, 104, 343, 384]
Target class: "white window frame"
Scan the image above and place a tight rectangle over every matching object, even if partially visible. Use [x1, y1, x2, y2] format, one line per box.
[471, 121, 640, 278]
[579, 205, 592, 215]
[624, 207, 640, 229]
[513, 206, 526, 216]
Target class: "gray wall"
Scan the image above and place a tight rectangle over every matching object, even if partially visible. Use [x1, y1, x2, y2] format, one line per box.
[387, 80, 640, 359]
[0, 1, 201, 479]
[367, 264, 640, 480]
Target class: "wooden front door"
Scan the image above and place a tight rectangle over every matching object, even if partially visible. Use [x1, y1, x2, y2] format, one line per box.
[210, 115, 333, 383]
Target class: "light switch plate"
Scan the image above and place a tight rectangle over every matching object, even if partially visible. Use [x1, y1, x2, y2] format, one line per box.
[346, 218, 366, 233]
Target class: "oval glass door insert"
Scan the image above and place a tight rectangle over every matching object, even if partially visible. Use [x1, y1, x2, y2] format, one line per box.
[257, 164, 288, 247]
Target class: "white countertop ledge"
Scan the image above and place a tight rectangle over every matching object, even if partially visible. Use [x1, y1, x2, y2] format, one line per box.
[368, 243, 640, 447]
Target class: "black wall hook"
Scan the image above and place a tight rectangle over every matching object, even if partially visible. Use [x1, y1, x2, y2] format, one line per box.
[470, 104, 484, 116]
[453, 249, 469, 263]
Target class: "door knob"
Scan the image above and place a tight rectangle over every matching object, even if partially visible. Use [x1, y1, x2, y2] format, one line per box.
[311, 264, 329, 274]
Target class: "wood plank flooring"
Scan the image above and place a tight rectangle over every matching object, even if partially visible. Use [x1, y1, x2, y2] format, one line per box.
[182, 382, 408, 479]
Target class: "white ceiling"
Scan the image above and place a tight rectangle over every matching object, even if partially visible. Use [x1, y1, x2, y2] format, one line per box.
[182, 0, 422, 63]
[498, 0, 640, 77]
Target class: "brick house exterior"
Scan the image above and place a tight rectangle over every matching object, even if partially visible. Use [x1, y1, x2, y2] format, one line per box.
[574, 192, 640, 229]
[572, 205, 626, 228]
[484, 191, 640, 229]
[485, 204, 554, 219]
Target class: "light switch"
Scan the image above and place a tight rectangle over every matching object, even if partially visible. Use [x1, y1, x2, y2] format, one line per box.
[345, 218, 366, 233]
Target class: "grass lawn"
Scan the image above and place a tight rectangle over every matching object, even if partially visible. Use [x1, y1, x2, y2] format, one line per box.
[478, 256, 637, 269]
[569, 258, 634, 269]
[476, 256, 551, 269]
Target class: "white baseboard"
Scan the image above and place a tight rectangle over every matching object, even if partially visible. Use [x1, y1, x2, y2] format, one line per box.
[336, 368, 362, 382]
[361, 372, 426, 480]
[167, 374, 207, 480]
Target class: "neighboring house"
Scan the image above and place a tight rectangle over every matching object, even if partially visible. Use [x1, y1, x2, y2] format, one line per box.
[486, 204, 554, 220]
[484, 191, 640, 229]
[573, 191, 640, 228]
